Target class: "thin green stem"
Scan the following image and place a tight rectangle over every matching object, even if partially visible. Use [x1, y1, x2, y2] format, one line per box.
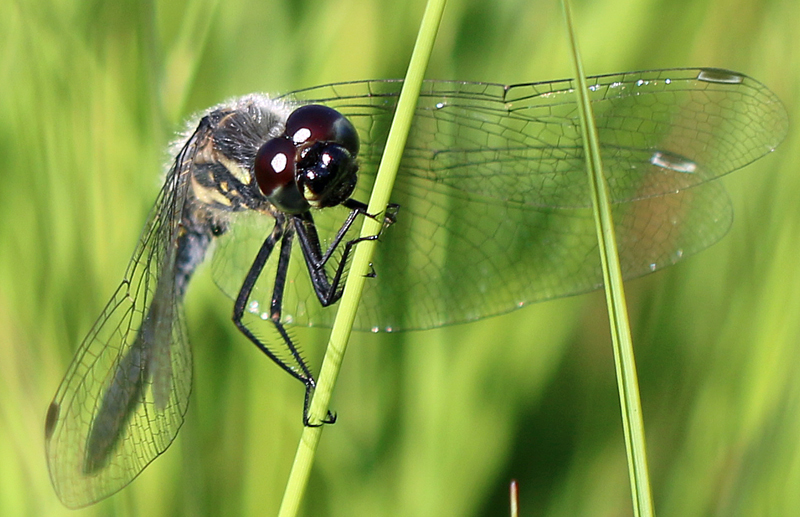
[276, 1, 447, 515]
[560, 1, 655, 516]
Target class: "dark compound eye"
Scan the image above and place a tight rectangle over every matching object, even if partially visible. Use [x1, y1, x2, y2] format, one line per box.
[296, 142, 357, 208]
[254, 136, 296, 196]
[254, 136, 307, 213]
[285, 104, 359, 155]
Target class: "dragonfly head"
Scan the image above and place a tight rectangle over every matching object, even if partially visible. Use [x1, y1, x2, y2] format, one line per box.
[254, 104, 359, 213]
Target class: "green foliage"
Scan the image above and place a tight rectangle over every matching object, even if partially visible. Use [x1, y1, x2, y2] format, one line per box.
[1, 0, 798, 515]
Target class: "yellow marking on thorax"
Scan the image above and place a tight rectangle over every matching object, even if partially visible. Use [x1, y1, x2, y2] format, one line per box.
[194, 133, 251, 185]
[217, 154, 252, 185]
[191, 173, 232, 207]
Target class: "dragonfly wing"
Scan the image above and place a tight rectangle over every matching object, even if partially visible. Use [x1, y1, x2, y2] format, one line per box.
[352, 171, 734, 331]
[44, 124, 206, 508]
[287, 69, 787, 207]
[210, 69, 784, 332]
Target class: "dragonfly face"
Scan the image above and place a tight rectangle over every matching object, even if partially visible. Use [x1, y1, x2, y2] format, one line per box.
[45, 68, 788, 508]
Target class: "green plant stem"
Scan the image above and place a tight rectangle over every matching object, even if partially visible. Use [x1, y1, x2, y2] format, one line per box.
[560, 1, 655, 516]
[276, 0, 447, 515]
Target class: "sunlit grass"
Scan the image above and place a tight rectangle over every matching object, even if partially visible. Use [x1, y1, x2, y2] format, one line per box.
[1, 0, 799, 516]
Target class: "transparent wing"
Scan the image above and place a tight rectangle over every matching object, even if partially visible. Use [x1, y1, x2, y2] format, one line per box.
[287, 68, 786, 207]
[44, 127, 204, 508]
[212, 68, 787, 332]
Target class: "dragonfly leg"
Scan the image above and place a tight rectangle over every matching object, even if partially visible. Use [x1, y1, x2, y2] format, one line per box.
[293, 201, 399, 306]
[232, 217, 309, 383]
[232, 216, 335, 426]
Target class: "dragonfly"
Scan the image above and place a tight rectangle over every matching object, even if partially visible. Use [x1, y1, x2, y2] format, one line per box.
[44, 68, 787, 508]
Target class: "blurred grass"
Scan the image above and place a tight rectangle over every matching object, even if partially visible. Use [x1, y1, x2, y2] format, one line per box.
[1, 0, 798, 516]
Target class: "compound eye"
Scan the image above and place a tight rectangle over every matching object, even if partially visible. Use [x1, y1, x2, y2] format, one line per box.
[297, 142, 357, 208]
[254, 136, 296, 198]
[285, 104, 359, 155]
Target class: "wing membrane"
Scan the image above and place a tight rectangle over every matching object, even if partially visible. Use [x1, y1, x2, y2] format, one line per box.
[44, 126, 205, 509]
[211, 69, 782, 330]
[285, 69, 786, 207]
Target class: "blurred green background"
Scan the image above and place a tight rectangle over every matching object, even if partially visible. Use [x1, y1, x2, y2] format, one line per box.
[2, 0, 799, 515]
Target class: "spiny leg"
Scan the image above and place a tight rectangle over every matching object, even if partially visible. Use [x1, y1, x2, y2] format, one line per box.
[232, 217, 308, 383]
[294, 201, 400, 306]
[232, 216, 334, 425]
[270, 224, 337, 425]
[234, 203, 399, 426]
